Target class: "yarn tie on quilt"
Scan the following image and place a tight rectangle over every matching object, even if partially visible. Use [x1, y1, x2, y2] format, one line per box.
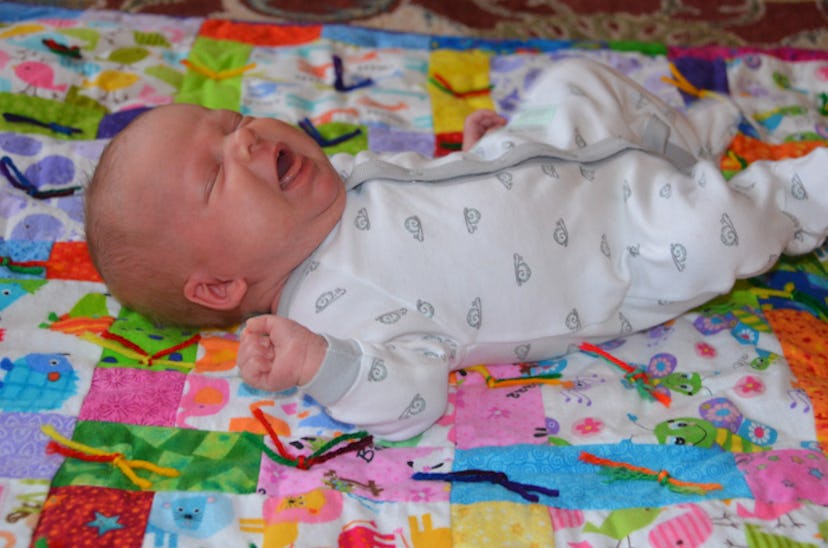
[181, 59, 256, 81]
[429, 72, 493, 98]
[42, 38, 81, 59]
[3, 112, 82, 136]
[332, 54, 373, 92]
[464, 364, 574, 389]
[78, 331, 200, 368]
[579, 451, 723, 495]
[660, 63, 713, 99]
[579, 342, 672, 407]
[0, 256, 45, 276]
[0, 155, 81, 199]
[252, 407, 372, 470]
[41, 424, 180, 490]
[412, 470, 559, 503]
[298, 117, 362, 147]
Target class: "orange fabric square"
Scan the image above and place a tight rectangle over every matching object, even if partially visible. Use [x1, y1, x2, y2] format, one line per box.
[765, 308, 828, 447]
[199, 19, 322, 46]
[46, 242, 103, 282]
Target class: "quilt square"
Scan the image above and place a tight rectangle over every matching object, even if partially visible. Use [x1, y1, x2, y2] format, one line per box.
[0, 412, 74, 479]
[32, 485, 154, 547]
[79, 367, 186, 427]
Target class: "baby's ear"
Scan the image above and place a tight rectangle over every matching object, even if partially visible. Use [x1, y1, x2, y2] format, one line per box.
[183, 274, 247, 311]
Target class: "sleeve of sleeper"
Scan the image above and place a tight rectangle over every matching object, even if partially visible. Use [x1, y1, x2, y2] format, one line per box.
[299, 334, 457, 441]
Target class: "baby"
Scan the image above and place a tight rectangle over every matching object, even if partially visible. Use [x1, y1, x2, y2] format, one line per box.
[85, 58, 828, 440]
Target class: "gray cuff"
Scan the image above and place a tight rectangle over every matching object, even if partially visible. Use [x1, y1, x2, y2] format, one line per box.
[299, 335, 362, 406]
[642, 114, 696, 174]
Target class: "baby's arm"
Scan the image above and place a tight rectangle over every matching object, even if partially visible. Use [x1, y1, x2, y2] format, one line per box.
[237, 315, 327, 392]
[302, 333, 456, 440]
[237, 314, 457, 440]
[462, 109, 507, 151]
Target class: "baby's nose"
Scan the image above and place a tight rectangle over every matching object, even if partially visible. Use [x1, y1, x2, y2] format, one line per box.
[228, 126, 259, 162]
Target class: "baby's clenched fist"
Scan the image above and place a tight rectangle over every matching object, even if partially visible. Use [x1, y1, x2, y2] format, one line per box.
[236, 314, 326, 392]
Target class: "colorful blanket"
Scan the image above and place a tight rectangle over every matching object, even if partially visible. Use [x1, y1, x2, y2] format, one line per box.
[1, 3, 828, 546]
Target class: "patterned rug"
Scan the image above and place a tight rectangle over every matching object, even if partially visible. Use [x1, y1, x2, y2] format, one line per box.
[15, 0, 828, 48]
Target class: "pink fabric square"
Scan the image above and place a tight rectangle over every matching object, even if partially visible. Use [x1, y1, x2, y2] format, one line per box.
[78, 367, 186, 427]
[454, 364, 547, 449]
[736, 449, 828, 505]
[258, 445, 453, 503]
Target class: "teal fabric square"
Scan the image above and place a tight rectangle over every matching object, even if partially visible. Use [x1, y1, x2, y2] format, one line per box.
[450, 441, 752, 509]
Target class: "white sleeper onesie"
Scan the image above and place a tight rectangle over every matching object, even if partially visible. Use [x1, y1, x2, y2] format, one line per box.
[275, 58, 828, 440]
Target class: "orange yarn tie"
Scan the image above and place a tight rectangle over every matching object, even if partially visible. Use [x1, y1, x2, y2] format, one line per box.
[579, 451, 723, 495]
[579, 342, 672, 407]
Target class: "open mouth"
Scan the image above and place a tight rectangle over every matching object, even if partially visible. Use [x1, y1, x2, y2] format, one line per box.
[275, 146, 301, 190]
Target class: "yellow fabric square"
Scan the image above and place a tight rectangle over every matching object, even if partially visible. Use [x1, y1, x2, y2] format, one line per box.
[429, 49, 495, 134]
[452, 501, 555, 547]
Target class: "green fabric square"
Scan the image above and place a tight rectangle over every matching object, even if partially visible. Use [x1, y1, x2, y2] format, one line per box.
[97, 308, 199, 371]
[51, 421, 264, 494]
[176, 37, 252, 110]
[0, 92, 104, 140]
[316, 122, 368, 155]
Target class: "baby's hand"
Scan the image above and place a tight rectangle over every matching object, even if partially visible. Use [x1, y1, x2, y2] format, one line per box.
[237, 315, 327, 392]
[462, 109, 507, 151]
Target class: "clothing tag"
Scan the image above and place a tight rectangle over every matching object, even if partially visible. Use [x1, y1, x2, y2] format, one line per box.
[507, 105, 557, 129]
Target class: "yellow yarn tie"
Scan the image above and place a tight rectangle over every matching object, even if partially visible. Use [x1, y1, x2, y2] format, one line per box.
[110, 455, 179, 490]
[750, 287, 793, 299]
[41, 424, 179, 490]
[464, 364, 574, 389]
[661, 63, 711, 99]
[181, 59, 256, 80]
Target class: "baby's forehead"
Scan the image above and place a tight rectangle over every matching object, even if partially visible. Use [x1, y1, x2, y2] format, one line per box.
[113, 104, 236, 195]
[136, 102, 207, 130]
[117, 104, 219, 195]
[109, 111, 181, 190]
[119, 104, 206, 157]
[139, 105, 244, 145]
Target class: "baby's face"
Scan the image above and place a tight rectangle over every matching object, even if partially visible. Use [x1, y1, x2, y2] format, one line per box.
[121, 103, 346, 304]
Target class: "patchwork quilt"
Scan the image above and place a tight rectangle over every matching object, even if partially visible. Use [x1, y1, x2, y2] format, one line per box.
[1, 2, 828, 546]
